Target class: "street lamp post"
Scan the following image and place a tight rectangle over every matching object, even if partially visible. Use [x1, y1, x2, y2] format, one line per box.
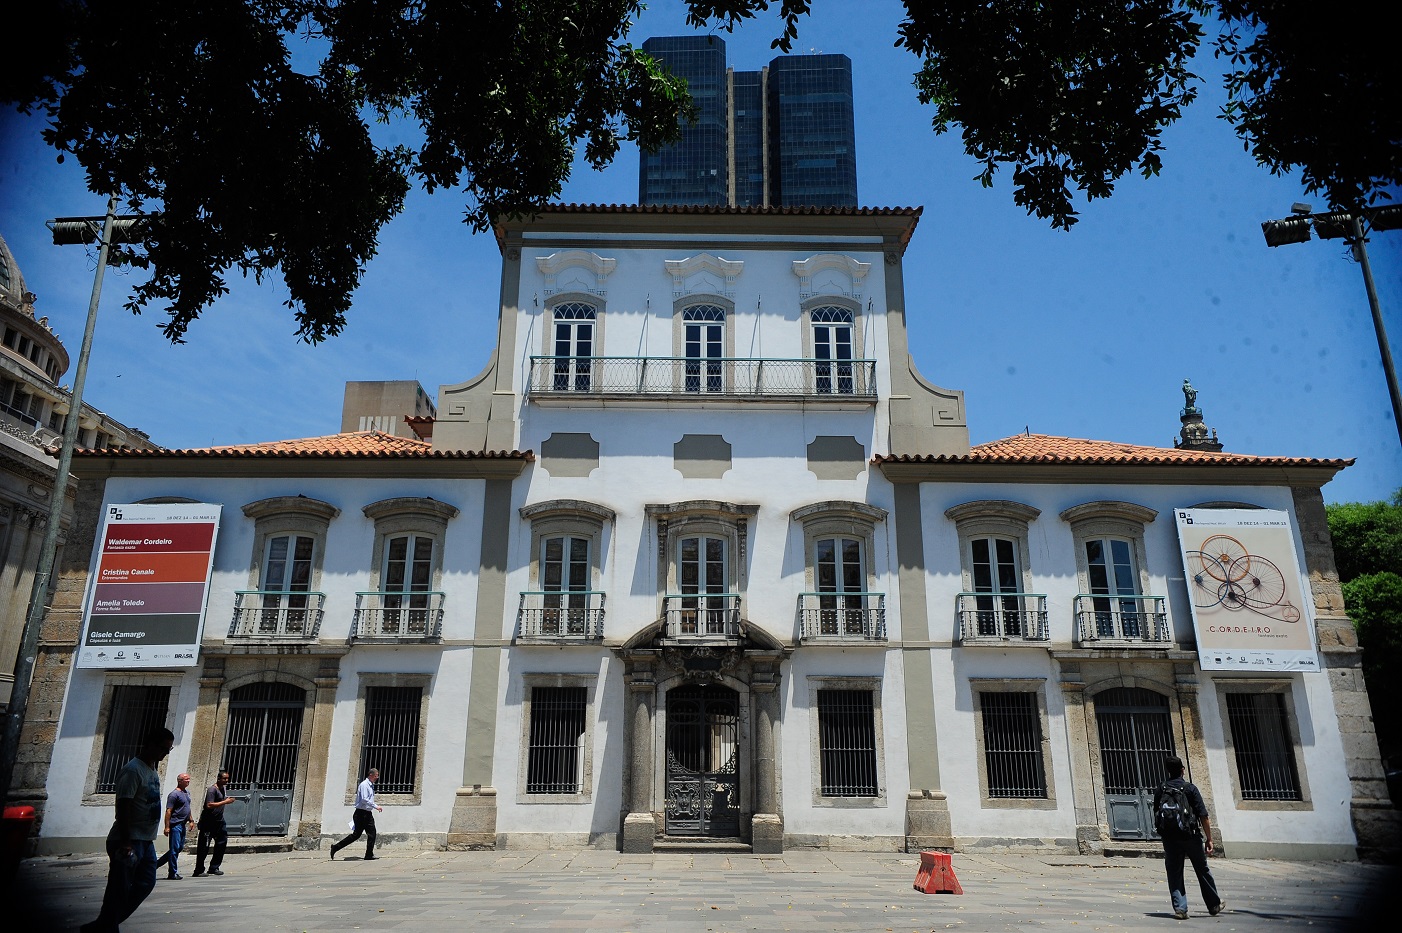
[0, 197, 143, 810]
[1262, 202, 1402, 449]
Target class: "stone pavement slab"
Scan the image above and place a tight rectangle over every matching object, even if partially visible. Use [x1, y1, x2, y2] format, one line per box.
[10, 848, 1397, 932]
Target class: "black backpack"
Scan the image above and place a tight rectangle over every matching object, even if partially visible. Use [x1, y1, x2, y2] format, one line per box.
[1155, 782, 1199, 837]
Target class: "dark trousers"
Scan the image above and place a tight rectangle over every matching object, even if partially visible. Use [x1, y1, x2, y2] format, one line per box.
[155, 821, 187, 877]
[332, 808, 376, 857]
[88, 837, 156, 931]
[1162, 833, 1221, 914]
[193, 818, 227, 872]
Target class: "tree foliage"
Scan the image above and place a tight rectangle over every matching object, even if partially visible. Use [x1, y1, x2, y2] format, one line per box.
[1326, 492, 1402, 585]
[5, 1, 1398, 341]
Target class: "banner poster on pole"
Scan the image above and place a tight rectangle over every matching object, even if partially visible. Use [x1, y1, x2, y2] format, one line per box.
[1174, 508, 1319, 673]
[77, 503, 222, 669]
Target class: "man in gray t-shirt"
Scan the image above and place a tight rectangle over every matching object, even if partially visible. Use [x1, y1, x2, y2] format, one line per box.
[80, 726, 174, 933]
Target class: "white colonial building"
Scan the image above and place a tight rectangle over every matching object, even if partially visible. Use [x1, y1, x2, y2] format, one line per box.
[16, 206, 1393, 860]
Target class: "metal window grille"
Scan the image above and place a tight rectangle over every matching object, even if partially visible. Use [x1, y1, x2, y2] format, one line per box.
[1095, 688, 1174, 795]
[359, 687, 422, 795]
[979, 692, 1047, 798]
[1225, 692, 1302, 801]
[527, 687, 588, 794]
[96, 685, 171, 793]
[816, 689, 878, 797]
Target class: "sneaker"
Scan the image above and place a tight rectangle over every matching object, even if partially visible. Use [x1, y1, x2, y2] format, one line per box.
[1174, 909, 1189, 920]
[208, 867, 224, 876]
[363, 854, 377, 861]
[1210, 901, 1226, 916]
[191, 870, 205, 877]
[329, 847, 337, 860]
[168, 873, 182, 880]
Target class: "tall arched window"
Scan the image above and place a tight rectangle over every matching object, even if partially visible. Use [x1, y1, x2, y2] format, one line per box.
[682, 304, 727, 393]
[810, 305, 855, 394]
[551, 301, 597, 391]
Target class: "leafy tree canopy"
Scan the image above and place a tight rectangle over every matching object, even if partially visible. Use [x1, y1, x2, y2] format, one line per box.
[1327, 491, 1402, 584]
[5, 1, 1398, 341]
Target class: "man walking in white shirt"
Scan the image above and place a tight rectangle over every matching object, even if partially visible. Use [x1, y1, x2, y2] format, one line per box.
[330, 767, 382, 860]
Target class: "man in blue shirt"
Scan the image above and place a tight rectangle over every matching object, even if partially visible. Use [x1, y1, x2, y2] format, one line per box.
[1154, 756, 1226, 920]
[154, 772, 193, 879]
[330, 767, 383, 860]
[81, 726, 174, 933]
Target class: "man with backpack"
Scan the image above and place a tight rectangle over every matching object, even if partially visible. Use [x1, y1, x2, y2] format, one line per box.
[1153, 756, 1225, 919]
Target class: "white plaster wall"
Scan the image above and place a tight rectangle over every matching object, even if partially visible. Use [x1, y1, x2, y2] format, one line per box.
[915, 480, 1356, 847]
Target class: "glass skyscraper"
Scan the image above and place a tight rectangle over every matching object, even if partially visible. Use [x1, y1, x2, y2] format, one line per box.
[639, 36, 730, 206]
[639, 39, 857, 208]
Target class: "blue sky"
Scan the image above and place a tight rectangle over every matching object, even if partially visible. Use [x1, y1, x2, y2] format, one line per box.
[0, 0, 1397, 505]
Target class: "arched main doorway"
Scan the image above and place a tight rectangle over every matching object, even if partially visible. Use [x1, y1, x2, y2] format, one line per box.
[1095, 687, 1176, 840]
[664, 684, 740, 836]
[220, 682, 306, 835]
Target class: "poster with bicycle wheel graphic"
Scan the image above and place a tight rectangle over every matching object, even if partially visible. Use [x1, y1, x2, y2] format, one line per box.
[1174, 509, 1319, 672]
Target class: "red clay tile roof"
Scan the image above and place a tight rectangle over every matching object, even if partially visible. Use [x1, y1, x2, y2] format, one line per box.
[76, 431, 531, 460]
[876, 433, 1352, 468]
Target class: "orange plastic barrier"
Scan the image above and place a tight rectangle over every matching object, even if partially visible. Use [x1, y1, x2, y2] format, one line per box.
[913, 850, 963, 895]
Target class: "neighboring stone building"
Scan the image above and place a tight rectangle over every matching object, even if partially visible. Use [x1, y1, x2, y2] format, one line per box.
[15, 205, 1395, 861]
[0, 233, 156, 707]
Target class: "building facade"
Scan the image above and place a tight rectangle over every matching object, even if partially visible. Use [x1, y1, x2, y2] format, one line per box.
[17, 206, 1395, 861]
[0, 233, 156, 707]
[639, 39, 857, 208]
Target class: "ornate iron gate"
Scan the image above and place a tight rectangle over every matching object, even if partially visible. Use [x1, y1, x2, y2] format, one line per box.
[1095, 687, 1176, 840]
[220, 683, 305, 835]
[665, 685, 740, 836]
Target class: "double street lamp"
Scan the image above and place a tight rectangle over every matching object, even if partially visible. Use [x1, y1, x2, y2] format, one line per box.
[1262, 202, 1402, 449]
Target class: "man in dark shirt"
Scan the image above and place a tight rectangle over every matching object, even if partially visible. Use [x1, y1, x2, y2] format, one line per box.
[1154, 756, 1225, 919]
[154, 772, 193, 879]
[192, 769, 233, 877]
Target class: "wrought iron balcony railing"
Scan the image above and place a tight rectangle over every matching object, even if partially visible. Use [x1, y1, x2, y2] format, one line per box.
[663, 593, 742, 641]
[353, 590, 445, 640]
[516, 590, 606, 641]
[799, 592, 887, 642]
[528, 356, 877, 399]
[956, 592, 1050, 644]
[231, 590, 326, 639]
[1073, 594, 1170, 646]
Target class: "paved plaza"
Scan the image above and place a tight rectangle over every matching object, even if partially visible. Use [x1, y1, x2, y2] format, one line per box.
[12, 847, 1398, 932]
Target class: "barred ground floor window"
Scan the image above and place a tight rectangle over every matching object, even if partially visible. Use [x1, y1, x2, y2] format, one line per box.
[816, 688, 879, 797]
[978, 691, 1047, 798]
[526, 686, 588, 794]
[95, 684, 172, 793]
[1225, 691, 1302, 801]
[359, 685, 424, 796]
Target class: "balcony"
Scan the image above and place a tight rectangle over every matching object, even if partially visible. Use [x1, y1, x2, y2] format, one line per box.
[230, 590, 326, 640]
[799, 592, 887, 643]
[1073, 594, 1171, 647]
[352, 591, 445, 641]
[516, 590, 606, 643]
[956, 592, 1049, 644]
[663, 593, 742, 643]
[527, 356, 877, 403]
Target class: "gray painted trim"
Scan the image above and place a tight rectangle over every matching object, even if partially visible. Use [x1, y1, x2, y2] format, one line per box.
[894, 483, 941, 790]
[539, 432, 600, 477]
[673, 434, 732, 479]
[462, 478, 513, 786]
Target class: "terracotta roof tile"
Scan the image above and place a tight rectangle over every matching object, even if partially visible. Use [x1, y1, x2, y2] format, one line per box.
[76, 431, 531, 460]
[876, 433, 1351, 468]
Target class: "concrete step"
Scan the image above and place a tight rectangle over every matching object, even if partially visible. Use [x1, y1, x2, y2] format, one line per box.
[222, 837, 297, 854]
[654, 836, 752, 854]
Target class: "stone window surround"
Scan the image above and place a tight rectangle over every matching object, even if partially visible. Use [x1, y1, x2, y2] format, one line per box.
[671, 295, 737, 361]
[1212, 677, 1313, 811]
[798, 295, 866, 364]
[645, 501, 759, 597]
[944, 500, 1041, 595]
[520, 499, 615, 589]
[516, 672, 599, 805]
[969, 677, 1058, 809]
[1059, 501, 1159, 599]
[790, 500, 887, 593]
[241, 496, 340, 592]
[82, 673, 182, 805]
[342, 672, 433, 806]
[807, 675, 888, 808]
[544, 293, 605, 359]
[361, 497, 460, 593]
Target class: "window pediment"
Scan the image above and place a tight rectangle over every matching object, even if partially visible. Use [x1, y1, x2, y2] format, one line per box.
[944, 499, 1041, 527]
[536, 250, 616, 297]
[791, 500, 887, 528]
[242, 495, 340, 524]
[645, 500, 759, 522]
[520, 498, 616, 526]
[665, 253, 743, 299]
[792, 253, 871, 301]
[1059, 500, 1157, 527]
[363, 497, 460, 525]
